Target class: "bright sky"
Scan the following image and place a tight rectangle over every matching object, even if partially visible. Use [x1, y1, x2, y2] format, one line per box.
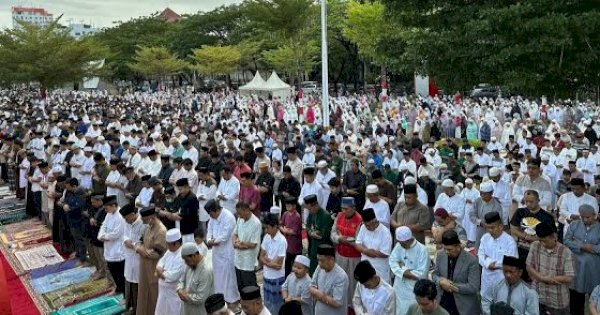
[0, 0, 242, 29]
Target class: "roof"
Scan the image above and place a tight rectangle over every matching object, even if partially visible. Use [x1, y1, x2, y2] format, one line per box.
[11, 6, 52, 16]
[158, 8, 181, 22]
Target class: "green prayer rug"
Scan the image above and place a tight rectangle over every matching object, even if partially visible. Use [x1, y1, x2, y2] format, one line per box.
[43, 278, 113, 309]
[50, 295, 124, 315]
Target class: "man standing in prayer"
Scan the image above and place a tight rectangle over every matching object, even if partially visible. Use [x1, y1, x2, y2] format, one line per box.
[389, 226, 430, 315]
[98, 195, 126, 295]
[352, 260, 396, 315]
[234, 201, 262, 289]
[512, 158, 553, 210]
[155, 229, 185, 315]
[136, 206, 167, 315]
[355, 208, 392, 283]
[434, 179, 466, 222]
[526, 222, 574, 315]
[173, 178, 200, 242]
[299, 167, 326, 222]
[120, 204, 145, 314]
[309, 244, 349, 315]
[558, 178, 598, 233]
[216, 166, 240, 213]
[305, 194, 333, 274]
[240, 286, 271, 315]
[364, 185, 391, 229]
[260, 214, 287, 314]
[431, 230, 480, 315]
[84, 195, 108, 280]
[60, 178, 87, 264]
[391, 184, 431, 244]
[330, 196, 362, 300]
[206, 199, 240, 310]
[470, 181, 504, 247]
[177, 242, 214, 315]
[478, 211, 518, 295]
[481, 256, 540, 315]
[406, 279, 449, 315]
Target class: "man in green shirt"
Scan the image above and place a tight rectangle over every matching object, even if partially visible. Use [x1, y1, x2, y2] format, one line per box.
[305, 194, 332, 275]
[330, 150, 344, 178]
[383, 164, 399, 186]
[407, 279, 449, 315]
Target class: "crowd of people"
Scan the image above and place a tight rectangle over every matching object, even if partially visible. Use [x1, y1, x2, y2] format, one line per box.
[2, 86, 600, 315]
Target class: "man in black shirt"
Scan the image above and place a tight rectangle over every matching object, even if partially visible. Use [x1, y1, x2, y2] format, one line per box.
[255, 161, 275, 214]
[277, 166, 301, 208]
[173, 178, 199, 243]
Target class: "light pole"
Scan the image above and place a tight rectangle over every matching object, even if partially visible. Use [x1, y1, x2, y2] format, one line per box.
[320, 0, 329, 128]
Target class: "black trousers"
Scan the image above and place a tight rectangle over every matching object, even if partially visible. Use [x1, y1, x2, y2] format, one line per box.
[107, 260, 125, 294]
[570, 289, 586, 315]
[125, 281, 138, 312]
[285, 252, 298, 278]
[236, 268, 257, 291]
[33, 191, 42, 219]
[69, 221, 87, 262]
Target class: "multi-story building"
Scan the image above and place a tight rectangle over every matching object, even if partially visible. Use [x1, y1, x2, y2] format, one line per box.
[11, 6, 53, 28]
[68, 22, 100, 39]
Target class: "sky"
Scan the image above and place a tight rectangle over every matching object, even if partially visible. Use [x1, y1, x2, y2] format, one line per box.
[0, 0, 242, 28]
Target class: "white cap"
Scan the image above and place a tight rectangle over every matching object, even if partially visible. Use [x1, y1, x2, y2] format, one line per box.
[540, 154, 550, 161]
[165, 228, 182, 243]
[442, 179, 454, 188]
[465, 178, 473, 185]
[439, 163, 448, 169]
[317, 160, 328, 168]
[97, 136, 105, 141]
[480, 182, 494, 193]
[366, 184, 379, 194]
[395, 226, 413, 242]
[405, 176, 417, 185]
[51, 166, 62, 174]
[489, 167, 500, 177]
[367, 159, 375, 164]
[418, 167, 430, 178]
[270, 206, 281, 214]
[83, 147, 93, 152]
[491, 136, 497, 141]
[294, 255, 310, 268]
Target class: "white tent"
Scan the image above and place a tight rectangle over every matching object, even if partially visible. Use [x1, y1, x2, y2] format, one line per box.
[239, 71, 268, 96]
[265, 71, 291, 99]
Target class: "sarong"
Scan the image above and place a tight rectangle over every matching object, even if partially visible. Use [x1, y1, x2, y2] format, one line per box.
[263, 276, 285, 314]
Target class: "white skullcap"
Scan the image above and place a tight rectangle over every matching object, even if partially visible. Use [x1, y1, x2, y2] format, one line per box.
[83, 147, 93, 152]
[439, 163, 448, 169]
[442, 179, 454, 188]
[491, 136, 497, 141]
[540, 154, 550, 161]
[405, 176, 417, 185]
[395, 226, 413, 242]
[366, 184, 379, 194]
[317, 160, 328, 168]
[165, 228, 182, 243]
[367, 159, 375, 164]
[294, 255, 310, 268]
[270, 206, 281, 214]
[418, 167, 430, 178]
[480, 181, 494, 193]
[465, 178, 473, 184]
[97, 136, 105, 141]
[51, 166, 63, 173]
[489, 167, 501, 177]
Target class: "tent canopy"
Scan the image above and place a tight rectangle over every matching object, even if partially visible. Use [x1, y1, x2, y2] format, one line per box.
[239, 71, 291, 99]
[265, 71, 290, 90]
[239, 71, 267, 91]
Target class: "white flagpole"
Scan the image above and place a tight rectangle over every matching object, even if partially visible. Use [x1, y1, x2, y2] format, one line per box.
[320, 0, 329, 128]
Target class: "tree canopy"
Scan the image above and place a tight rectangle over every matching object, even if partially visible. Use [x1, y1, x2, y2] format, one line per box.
[128, 46, 188, 80]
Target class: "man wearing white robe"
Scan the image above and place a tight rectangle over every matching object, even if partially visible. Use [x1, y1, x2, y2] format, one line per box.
[206, 200, 240, 306]
[363, 185, 391, 229]
[298, 167, 327, 222]
[315, 160, 336, 191]
[137, 150, 162, 177]
[576, 149, 597, 184]
[355, 208, 392, 283]
[352, 260, 396, 315]
[477, 211, 518, 295]
[557, 178, 598, 233]
[434, 179, 466, 222]
[155, 229, 185, 315]
[79, 148, 95, 189]
[389, 227, 429, 315]
[121, 204, 146, 314]
[126, 147, 143, 169]
[216, 167, 240, 213]
[135, 176, 153, 208]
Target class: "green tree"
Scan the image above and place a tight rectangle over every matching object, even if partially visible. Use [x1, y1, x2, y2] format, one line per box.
[263, 38, 319, 85]
[190, 45, 242, 86]
[128, 46, 188, 85]
[382, 0, 600, 96]
[0, 18, 108, 89]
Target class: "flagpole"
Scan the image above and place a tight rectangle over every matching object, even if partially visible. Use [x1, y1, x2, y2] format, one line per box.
[320, 0, 329, 128]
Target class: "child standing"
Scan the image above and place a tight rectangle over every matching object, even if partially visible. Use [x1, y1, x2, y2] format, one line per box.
[281, 255, 313, 315]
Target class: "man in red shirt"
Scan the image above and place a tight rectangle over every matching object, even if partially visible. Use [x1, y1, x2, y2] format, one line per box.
[330, 197, 362, 308]
[239, 172, 261, 217]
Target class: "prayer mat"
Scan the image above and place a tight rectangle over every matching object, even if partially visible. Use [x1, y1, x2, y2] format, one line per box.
[50, 295, 125, 315]
[30, 259, 78, 280]
[14, 244, 64, 271]
[32, 267, 94, 294]
[0, 219, 43, 235]
[43, 278, 113, 309]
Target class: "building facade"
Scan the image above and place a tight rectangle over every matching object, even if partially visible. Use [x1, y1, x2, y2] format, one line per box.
[68, 23, 100, 39]
[11, 6, 53, 29]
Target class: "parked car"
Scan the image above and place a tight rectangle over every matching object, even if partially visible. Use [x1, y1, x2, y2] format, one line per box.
[301, 81, 320, 95]
[471, 84, 499, 99]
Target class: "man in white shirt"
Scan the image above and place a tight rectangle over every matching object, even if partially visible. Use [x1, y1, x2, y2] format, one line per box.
[155, 228, 185, 315]
[298, 167, 326, 222]
[216, 166, 240, 213]
[98, 195, 126, 295]
[182, 140, 199, 168]
[434, 179, 466, 222]
[477, 211, 518, 295]
[476, 147, 492, 178]
[315, 160, 336, 191]
[558, 178, 598, 226]
[233, 201, 262, 290]
[30, 161, 49, 219]
[80, 147, 95, 190]
[285, 147, 304, 184]
[120, 204, 146, 314]
[137, 150, 162, 177]
[352, 260, 396, 315]
[399, 152, 417, 177]
[93, 136, 111, 162]
[363, 185, 391, 229]
[576, 149, 597, 185]
[135, 175, 153, 208]
[355, 208, 392, 283]
[126, 145, 142, 169]
[260, 214, 288, 314]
